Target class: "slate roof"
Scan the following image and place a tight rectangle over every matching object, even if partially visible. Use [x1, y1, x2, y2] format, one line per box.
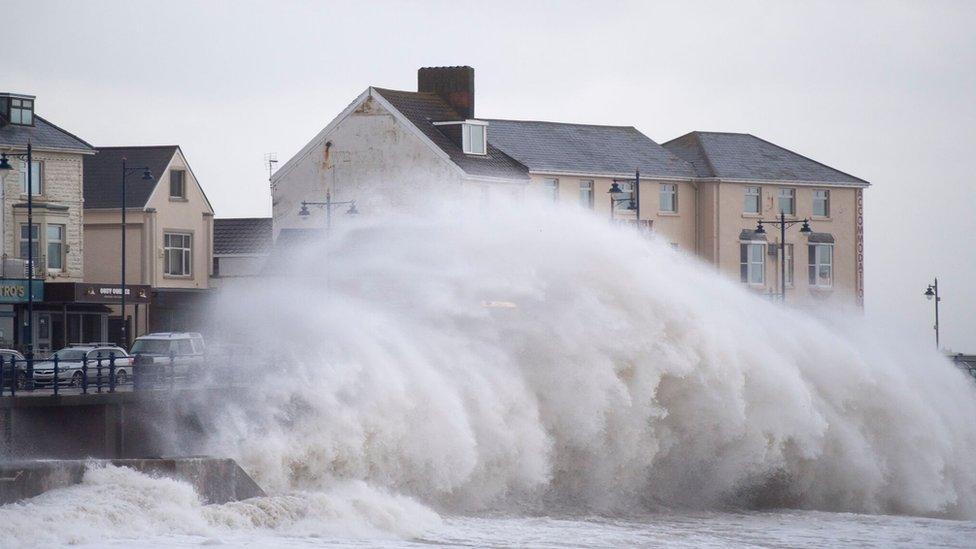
[662, 131, 868, 186]
[83, 146, 178, 209]
[483, 119, 697, 179]
[372, 88, 530, 181]
[0, 115, 94, 154]
[214, 217, 273, 255]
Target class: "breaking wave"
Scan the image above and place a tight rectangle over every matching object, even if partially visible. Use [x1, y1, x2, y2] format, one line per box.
[209, 199, 976, 519]
[4, 197, 975, 547]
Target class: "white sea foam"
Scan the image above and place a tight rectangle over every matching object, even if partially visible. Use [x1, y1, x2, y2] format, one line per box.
[3, 197, 976, 547]
[206, 198, 976, 518]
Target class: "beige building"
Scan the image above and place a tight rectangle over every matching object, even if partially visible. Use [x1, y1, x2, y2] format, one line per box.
[271, 67, 868, 306]
[83, 145, 214, 342]
[0, 92, 96, 351]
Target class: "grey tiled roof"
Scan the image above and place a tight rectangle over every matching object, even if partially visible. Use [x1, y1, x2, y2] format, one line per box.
[0, 115, 94, 153]
[484, 119, 697, 179]
[662, 132, 868, 185]
[83, 146, 178, 209]
[214, 217, 273, 255]
[372, 88, 530, 181]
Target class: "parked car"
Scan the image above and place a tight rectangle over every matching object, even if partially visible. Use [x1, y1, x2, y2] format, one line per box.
[0, 348, 27, 389]
[130, 332, 206, 381]
[32, 344, 133, 387]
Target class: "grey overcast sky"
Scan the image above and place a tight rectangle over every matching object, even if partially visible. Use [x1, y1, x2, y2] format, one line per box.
[9, 0, 975, 351]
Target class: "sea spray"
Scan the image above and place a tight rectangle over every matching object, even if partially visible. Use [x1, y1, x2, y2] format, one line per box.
[201, 197, 976, 518]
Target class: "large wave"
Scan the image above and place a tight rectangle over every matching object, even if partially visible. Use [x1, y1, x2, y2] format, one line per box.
[207, 199, 976, 519]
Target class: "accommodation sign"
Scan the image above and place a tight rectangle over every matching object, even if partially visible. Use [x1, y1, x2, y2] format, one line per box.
[0, 279, 44, 303]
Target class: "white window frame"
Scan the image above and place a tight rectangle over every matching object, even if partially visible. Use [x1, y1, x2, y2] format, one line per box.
[813, 189, 830, 217]
[659, 183, 677, 213]
[542, 178, 559, 202]
[778, 188, 796, 216]
[579, 179, 594, 208]
[20, 160, 41, 196]
[461, 121, 488, 155]
[740, 242, 765, 285]
[808, 243, 833, 288]
[164, 232, 193, 277]
[744, 186, 761, 214]
[18, 223, 39, 262]
[10, 97, 33, 125]
[46, 224, 65, 272]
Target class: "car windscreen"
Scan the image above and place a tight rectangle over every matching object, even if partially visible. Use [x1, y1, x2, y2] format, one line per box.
[130, 339, 171, 355]
[52, 349, 87, 361]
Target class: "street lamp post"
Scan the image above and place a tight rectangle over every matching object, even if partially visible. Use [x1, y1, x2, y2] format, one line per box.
[120, 159, 153, 348]
[923, 278, 940, 349]
[754, 212, 812, 302]
[0, 143, 37, 362]
[298, 190, 358, 229]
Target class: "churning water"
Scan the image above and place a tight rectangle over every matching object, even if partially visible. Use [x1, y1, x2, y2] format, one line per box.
[2, 198, 975, 547]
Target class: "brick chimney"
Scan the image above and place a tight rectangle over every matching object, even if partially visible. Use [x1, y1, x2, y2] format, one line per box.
[418, 66, 474, 119]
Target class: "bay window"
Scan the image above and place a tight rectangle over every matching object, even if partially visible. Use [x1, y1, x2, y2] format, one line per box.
[740, 242, 765, 285]
[47, 224, 65, 271]
[19, 224, 39, 260]
[808, 243, 833, 288]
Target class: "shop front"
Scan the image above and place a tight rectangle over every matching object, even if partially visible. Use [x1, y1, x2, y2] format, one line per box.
[0, 278, 44, 351]
[43, 282, 152, 350]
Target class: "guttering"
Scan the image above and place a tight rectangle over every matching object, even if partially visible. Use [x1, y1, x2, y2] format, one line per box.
[714, 176, 871, 189]
[0, 144, 95, 156]
[527, 169, 696, 182]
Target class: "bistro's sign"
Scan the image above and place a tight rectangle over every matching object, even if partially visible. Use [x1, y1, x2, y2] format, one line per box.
[0, 279, 43, 304]
[44, 283, 151, 304]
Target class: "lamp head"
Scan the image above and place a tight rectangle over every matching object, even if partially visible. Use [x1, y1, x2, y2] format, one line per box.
[0, 153, 11, 171]
[608, 182, 623, 196]
[754, 222, 765, 235]
[141, 169, 154, 181]
[298, 202, 310, 217]
[346, 201, 359, 215]
[799, 219, 812, 234]
[924, 286, 935, 300]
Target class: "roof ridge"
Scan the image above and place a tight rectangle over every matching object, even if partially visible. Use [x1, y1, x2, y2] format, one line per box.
[93, 145, 180, 150]
[33, 115, 95, 151]
[484, 118, 637, 130]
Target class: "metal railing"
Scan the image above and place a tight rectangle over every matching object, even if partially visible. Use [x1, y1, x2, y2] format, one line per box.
[0, 349, 250, 397]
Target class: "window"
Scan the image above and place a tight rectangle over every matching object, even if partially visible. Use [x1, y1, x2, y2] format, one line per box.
[659, 183, 677, 212]
[169, 170, 186, 198]
[579, 180, 594, 208]
[462, 123, 486, 155]
[778, 188, 796, 215]
[21, 160, 41, 196]
[19, 224, 38, 260]
[164, 233, 192, 276]
[10, 97, 33, 125]
[808, 244, 833, 288]
[740, 243, 765, 285]
[47, 224, 65, 271]
[779, 243, 794, 287]
[813, 189, 830, 217]
[542, 178, 559, 202]
[744, 186, 761, 214]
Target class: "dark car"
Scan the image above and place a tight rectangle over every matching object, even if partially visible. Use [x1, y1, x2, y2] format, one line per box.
[0, 349, 27, 389]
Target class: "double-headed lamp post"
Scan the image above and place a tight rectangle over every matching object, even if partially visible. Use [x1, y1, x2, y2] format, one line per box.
[120, 159, 153, 348]
[754, 212, 812, 302]
[0, 143, 36, 360]
[298, 190, 358, 229]
[923, 278, 941, 349]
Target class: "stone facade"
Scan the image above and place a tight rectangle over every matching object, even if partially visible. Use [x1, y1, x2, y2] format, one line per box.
[2, 151, 85, 281]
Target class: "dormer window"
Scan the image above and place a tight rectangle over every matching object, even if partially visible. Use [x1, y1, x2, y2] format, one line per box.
[10, 98, 33, 125]
[434, 119, 488, 155]
[0, 94, 35, 126]
[462, 122, 487, 155]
